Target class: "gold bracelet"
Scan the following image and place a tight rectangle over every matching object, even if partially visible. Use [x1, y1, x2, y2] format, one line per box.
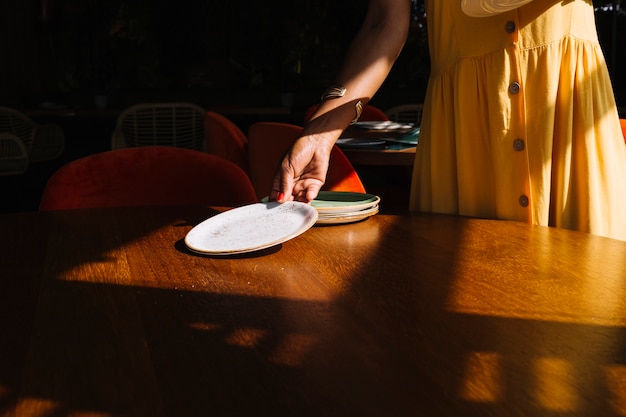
[351, 100, 363, 124]
[321, 85, 362, 124]
[321, 85, 346, 101]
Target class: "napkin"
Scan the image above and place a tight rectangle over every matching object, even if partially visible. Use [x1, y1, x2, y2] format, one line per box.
[461, 0, 534, 17]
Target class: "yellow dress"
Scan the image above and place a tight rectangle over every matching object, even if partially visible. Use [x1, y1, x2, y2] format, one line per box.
[410, 0, 626, 241]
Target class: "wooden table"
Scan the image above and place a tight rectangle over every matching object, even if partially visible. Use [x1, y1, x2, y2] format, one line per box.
[3, 206, 626, 417]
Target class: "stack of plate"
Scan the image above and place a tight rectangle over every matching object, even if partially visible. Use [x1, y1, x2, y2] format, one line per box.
[311, 191, 380, 225]
[185, 192, 381, 255]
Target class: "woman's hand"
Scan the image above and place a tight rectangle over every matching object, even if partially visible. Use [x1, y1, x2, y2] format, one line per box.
[269, 132, 335, 203]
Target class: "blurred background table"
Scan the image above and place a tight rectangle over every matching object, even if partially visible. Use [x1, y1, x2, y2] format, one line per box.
[341, 145, 416, 166]
[338, 123, 417, 167]
[2, 205, 626, 417]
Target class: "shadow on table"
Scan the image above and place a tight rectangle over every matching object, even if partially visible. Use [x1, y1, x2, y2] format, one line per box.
[2, 207, 625, 417]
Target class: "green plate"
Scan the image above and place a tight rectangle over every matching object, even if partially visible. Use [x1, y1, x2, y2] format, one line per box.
[383, 127, 420, 146]
[261, 191, 380, 214]
[311, 191, 380, 213]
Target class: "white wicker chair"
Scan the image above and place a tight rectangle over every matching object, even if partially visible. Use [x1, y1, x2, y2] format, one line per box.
[0, 132, 29, 175]
[0, 107, 65, 164]
[111, 102, 207, 151]
[384, 104, 424, 126]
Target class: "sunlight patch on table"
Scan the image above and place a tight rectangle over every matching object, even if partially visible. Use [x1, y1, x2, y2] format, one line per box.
[56, 256, 335, 302]
[534, 357, 579, 412]
[10, 398, 74, 417]
[55, 248, 132, 286]
[459, 351, 503, 403]
[445, 222, 626, 327]
[445, 266, 626, 327]
[604, 364, 626, 416]
[225, 327, 268, 349]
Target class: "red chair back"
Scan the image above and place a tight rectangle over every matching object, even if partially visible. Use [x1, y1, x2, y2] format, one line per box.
[40, 146, 257, 210]
[304, 104, 389, 123]
[620, 118, 626, 144]
[204, 111, 249, 174]
[247, 122, 366, 199]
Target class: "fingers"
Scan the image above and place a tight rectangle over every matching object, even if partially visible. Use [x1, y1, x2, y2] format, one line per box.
[270, 170, 294, 203]
[269, 134, 333, 203]
[271, 170, 320, 203]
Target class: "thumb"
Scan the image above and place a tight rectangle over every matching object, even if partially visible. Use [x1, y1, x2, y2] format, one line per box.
[304, 183, 322, 203]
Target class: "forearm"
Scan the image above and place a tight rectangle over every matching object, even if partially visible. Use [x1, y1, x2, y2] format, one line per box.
[303, 0, 411, 143]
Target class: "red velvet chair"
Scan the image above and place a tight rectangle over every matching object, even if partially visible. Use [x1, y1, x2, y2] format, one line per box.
[204, 111, 249, 174]
[304, 103, 389, 123]
[620, 118, 626, 144]
[247, 122, 366, 199]
[39, 146, 258, 210]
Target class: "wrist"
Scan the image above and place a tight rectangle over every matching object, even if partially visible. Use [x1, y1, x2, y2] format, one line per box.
[320, 84, 363, 124]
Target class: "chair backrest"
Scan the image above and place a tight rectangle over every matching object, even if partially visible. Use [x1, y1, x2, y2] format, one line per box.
[304, 104, 389, 123]
[0, 107, 36, 153]
[385, 104, 424, 125]
[111, 103, 206, 151]
[247, 122, 366, 199]
[620, 119, 626, 144]
[204, 111, 249, 174]
[0, 132, 29, 175]
[39, 146, 258, 210]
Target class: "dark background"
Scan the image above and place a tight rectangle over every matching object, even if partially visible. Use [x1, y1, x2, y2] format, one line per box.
[0, 0, 431, 110]
[0, 0, 624, 212]
[1, 0, 623, 112]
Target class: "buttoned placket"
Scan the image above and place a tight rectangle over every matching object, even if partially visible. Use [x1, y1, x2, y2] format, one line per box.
[504, 15, 532, 221]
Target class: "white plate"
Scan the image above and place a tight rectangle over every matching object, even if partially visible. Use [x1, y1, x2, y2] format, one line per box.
[185, 202, 318, 255]
[316, 205, 380, 225]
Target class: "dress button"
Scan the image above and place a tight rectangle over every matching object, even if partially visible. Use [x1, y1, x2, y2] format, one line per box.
[513, 138, 525, 151]
[505, 21, 516, 33]
[519, 195, 529, 207]
[509, 82, 521, 94]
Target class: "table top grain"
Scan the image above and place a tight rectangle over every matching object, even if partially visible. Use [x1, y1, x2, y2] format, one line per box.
[2, 206, 625, 417]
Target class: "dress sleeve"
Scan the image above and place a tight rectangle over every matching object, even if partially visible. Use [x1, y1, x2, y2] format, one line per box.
[461, 0, 534, 17]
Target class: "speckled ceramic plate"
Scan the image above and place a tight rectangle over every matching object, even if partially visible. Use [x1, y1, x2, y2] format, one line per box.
[185, 202, 318, 255]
